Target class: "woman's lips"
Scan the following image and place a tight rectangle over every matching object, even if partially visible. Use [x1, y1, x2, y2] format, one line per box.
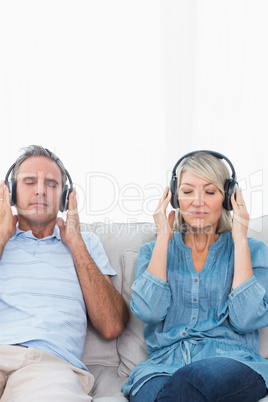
[190, 211, 209, 218]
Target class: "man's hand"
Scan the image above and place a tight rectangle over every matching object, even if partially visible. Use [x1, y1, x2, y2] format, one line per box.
[0, 181, 18, 256]
[57, 188, 83, 249]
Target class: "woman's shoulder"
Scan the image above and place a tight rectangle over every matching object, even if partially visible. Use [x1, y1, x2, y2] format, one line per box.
[138, 232, 184, 256]
[247, 236, 268, 253]
[219, 231, 267, 252]
[139, 238, 156, 249]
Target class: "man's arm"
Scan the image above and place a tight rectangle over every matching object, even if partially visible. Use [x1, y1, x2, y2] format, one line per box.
[0, 181, 18, 259]
[57, 189, 129, 339]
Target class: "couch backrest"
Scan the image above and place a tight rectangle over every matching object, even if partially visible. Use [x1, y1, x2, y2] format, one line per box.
[81, 216, 268, 375]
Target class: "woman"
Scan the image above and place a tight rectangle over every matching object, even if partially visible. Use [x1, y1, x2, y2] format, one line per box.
[122, 151, 268, 401]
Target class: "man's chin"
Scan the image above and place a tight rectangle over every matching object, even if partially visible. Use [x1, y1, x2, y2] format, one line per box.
[17, 207, 57, 222]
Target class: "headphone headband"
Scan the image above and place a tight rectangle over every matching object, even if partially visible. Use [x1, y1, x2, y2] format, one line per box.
[5, 163, 16, 185]
[170, 150, 238, 211]
[171, 150, 237, 180]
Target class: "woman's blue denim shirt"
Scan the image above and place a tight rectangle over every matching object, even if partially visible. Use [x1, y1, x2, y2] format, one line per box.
[122, 231, 268, 397]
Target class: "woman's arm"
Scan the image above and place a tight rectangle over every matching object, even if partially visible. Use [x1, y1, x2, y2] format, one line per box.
[229, 188, 268, 332]
[130, 187, 175, 323]
[228, 250, 268, 333]
[231, 188, 253, 289]
[147, 187, 175, 281]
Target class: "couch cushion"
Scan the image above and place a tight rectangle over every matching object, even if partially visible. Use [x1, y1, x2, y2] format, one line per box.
[87, 365, 127, 399]
[260, 327, 268, 359]
[117, 250, 148, 377]
[82, 322, 119, 367]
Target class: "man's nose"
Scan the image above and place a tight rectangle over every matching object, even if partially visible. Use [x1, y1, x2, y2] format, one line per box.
[36, 181, 46, 196]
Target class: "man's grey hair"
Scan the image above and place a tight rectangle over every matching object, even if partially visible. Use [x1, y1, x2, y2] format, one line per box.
[12, 145, 67, 187]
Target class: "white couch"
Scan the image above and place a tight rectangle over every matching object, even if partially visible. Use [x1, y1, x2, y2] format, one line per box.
[80, 217, 268, 401]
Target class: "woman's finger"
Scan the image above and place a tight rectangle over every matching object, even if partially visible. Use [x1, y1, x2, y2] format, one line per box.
[235, 188, 245, 207]
[231, 188, 246, 210]
[155, 187, 170, 211]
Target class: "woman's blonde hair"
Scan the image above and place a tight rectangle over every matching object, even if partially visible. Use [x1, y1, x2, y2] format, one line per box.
[174, 152, 232, 233]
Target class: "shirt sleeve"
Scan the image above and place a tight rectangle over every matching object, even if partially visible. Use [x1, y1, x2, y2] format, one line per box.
[130, 243, 171, 324]
[81, 232, 116, 277]
[228, 240, 268, 334]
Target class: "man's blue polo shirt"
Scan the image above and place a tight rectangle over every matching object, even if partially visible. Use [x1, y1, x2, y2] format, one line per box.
[0, 225, 116, 370]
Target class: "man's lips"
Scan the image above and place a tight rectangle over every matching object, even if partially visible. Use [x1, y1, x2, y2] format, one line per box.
[30, 202, 49, 207]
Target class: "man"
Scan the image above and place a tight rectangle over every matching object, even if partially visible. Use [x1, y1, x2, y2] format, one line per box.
[0, 145, 129, 401]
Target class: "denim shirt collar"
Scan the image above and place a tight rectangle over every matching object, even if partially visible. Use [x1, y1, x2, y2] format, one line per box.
[173, 231, 230, 251]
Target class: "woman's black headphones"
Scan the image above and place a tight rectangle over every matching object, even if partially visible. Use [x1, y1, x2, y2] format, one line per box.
[169, 150, 237, 211]
[5, 149, 73, 212]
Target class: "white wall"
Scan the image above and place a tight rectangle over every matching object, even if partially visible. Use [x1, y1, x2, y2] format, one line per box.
[162, 1, 268, 222]
[0, 1, 267, 225]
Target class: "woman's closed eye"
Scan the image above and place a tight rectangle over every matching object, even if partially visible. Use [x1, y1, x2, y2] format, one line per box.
[205, 191, 215, 195]
[183, 190, 193, 194]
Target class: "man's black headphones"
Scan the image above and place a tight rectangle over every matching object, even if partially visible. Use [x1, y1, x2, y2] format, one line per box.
[5, 149, 73, 212]
[169, 150, 237, 211]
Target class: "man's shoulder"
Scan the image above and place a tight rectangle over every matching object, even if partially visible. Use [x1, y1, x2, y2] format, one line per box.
[81, 230, 102, 249]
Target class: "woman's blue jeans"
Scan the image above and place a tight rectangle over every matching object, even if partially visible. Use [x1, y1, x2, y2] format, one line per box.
[129, 357, 267, 402]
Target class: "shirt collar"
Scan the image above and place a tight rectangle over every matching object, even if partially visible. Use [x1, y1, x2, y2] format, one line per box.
[174, 230, 229, 251]
[12, 224, 61, 241]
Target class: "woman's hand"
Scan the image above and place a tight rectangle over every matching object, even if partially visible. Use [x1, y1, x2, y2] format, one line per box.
[153, 187, 175, 241]
[147, 187, 175, 281]
[231, 188, 249, 243]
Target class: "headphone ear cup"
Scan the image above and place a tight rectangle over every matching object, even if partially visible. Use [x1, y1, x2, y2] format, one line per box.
[10, 178, 17, 206]
[59, 186, 73, 212]
[170, 177, 180, 209]
[223, 179, 237, 211]
[60, 185, 68, 212]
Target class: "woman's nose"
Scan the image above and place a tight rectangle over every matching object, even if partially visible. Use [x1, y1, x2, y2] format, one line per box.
[192, 191, 204, 206]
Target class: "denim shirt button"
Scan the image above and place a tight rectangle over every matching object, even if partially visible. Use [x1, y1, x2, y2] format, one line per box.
[182, 332, 187, 337]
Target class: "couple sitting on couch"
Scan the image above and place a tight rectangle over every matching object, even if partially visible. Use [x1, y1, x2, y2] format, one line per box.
[0, 145, 267, 402]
